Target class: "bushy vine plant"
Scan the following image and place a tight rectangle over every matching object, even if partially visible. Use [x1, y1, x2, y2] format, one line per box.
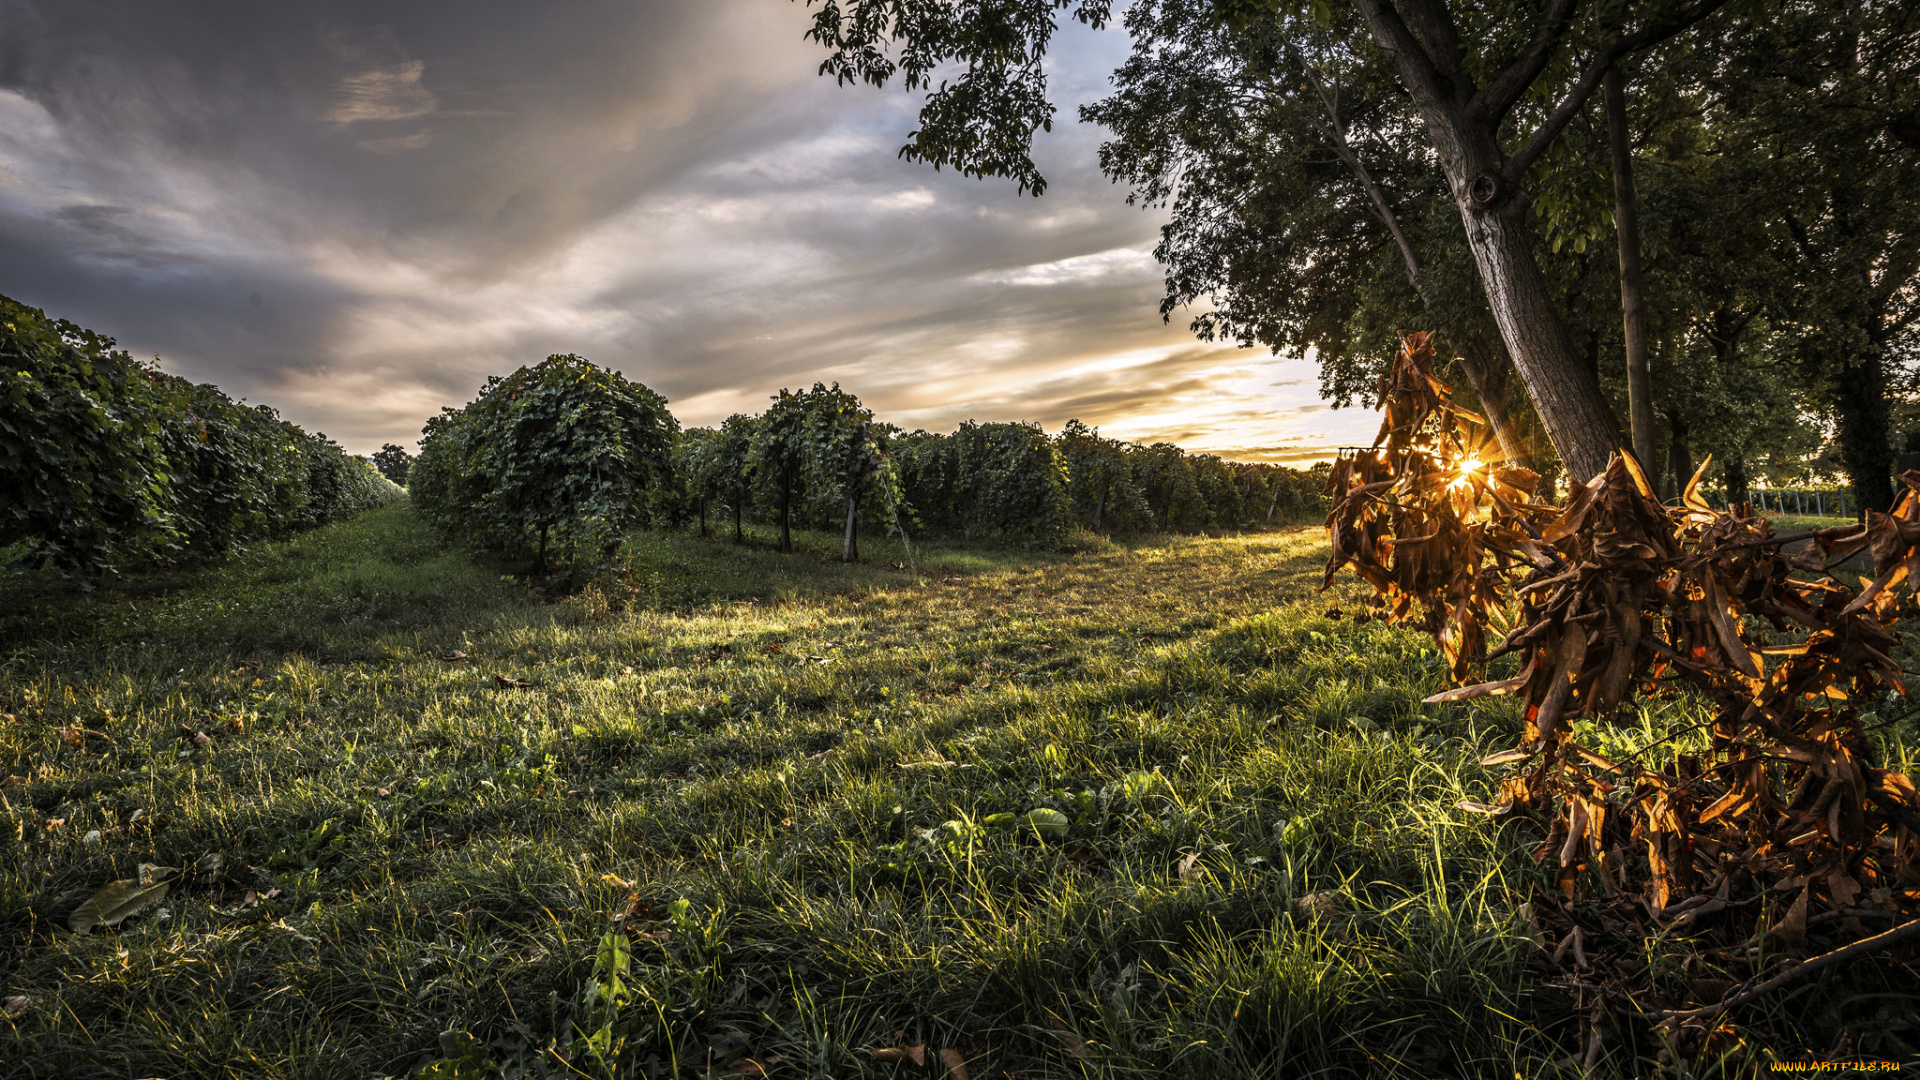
[1, 293, 400, 578]
[411, 354, 678, 570]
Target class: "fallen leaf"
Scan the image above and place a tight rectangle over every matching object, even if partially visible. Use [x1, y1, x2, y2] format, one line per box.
[872, 1043, 926, 1067]
[1176, 851, 1202, 880]
[441, 650, 468, 662]
[0, 775, 25, 789]
[939, 1047, 970, 1079]
[192, 731, 213, 747]
[69, 865, 180, 934]
[1295, 891, 1344, 922]
[493, 674, 534, 689]
[806, 748, 837, 763]
[1, 995, 26, 1019]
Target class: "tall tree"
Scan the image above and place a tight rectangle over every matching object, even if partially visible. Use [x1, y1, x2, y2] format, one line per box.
[803, 0, 1730, 478]
[1604, 67, 1656, 474]
[1705, 0, 1920, 512]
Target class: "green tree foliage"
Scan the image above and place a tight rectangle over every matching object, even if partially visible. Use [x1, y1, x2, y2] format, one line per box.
[750, 389, 813, 554]
[712, 414, 758, 544]
[2, 295, 176, 574]
[675, 426, 721, 539]
[1056, 419, 1150, 531]
[950, 421, 1073, 544]
[1, 293, 399, 578]
[411, 354, 678, 569]
[804, 383, 901, 561]
[371, 443, 414, 487]
[1702, 0, 1920, 511]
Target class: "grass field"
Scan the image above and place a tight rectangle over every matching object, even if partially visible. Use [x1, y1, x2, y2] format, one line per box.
[2, 504, 1916, 1078]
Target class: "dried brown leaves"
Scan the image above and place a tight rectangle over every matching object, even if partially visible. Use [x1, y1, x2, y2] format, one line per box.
[1325, 333, 1920, 935]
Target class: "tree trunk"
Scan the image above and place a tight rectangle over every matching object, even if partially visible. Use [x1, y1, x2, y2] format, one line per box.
[1606, 68, 1657, 476]
[842, 495, 858, 562]
[1665, 412, 1693, 501]
[1723, 452, 1750, 510]
[779, 471, 793, 553]
[1352, 2, 1623, 481]
[535, 523, 549, 571]
[1454, 332, 1533, 469]
[733, 500, 743, 545]
[1832, 347, 1895, 513]
[1452, 178, 1621, 479]
[698, 495, 709, 539]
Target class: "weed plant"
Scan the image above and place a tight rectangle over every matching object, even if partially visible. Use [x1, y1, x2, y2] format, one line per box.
[0, 505, 1914, 1077]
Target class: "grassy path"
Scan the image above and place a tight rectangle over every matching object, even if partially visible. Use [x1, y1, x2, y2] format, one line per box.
[1, 505, 1911, 1077]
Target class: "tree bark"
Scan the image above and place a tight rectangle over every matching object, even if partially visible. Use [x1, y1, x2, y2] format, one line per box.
[1606, 67, 1657, 476]
[1723, 452, 1750, 510]
[1832, 346, 1896, 513]
[779, 469, 793, 553]
[1665, 411, 1693, 502]
[843, 495, 858, 562]
[733, 500, 744, 545]
[1455, 332, 1532, 469]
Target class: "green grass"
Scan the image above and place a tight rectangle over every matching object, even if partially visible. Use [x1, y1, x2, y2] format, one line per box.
[2, 504, 1915, 1078]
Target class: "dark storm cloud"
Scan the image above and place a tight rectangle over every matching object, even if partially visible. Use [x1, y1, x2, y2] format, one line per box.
[0, 0, 1375, 457]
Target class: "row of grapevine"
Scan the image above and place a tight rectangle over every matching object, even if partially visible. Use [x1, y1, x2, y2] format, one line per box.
[681, 404, 1327, 548]
[1, 294, 402, 578]
[410, 355, 679, 567]
[410, 360, 1328, 569]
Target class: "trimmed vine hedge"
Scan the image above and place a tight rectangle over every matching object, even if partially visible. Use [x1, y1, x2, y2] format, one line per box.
[410, 354, 678, 568]
[1, 294, 401, 578]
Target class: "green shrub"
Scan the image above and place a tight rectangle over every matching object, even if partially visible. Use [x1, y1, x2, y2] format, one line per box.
[0, 293, 402, 577]
[412, 354, 678, 568]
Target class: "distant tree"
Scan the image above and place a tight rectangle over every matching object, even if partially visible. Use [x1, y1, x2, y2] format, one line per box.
[891, 429, 960, 536]
[950, 422, 1073, 544]
[412, 354, 678, 569]
[805, 383, 899, 561]
[1703, 0, 1920, 512]
[370, 443, 414, 487]
[1056, 419, 1147, 532]
[751, 389, 812, 553]
[676, 427, 721, 538]
[711, 414, 758, 543]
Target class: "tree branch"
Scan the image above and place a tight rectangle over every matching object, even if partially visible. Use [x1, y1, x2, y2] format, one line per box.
[1349, 0, 1458, 121]
[1292, 53, 1427, 295]
[1468, 0, 1580, 127]
[1650, 917, 1920, 1024]
[1500, 0, 1732, 187]
[1396, 0, 1469, 93]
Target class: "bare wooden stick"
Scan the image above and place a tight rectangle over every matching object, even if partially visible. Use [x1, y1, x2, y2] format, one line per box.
[1651, 918, 1920, 1023]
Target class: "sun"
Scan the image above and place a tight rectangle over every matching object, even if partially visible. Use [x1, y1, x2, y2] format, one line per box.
[1450, 454, 1485, 489]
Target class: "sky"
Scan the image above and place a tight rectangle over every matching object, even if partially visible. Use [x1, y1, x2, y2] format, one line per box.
[0, 0, 1378, 462]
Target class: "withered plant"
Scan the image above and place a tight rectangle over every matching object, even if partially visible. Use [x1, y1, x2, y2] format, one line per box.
[1325, 333, 1920, 1053]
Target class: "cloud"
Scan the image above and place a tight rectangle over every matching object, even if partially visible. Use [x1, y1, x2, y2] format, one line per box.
[325, 59, 436, 125]
[0, 0, 1361, 463]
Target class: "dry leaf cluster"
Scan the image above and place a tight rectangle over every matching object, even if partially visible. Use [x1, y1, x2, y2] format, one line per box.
[1325, 334, 1920, 945]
